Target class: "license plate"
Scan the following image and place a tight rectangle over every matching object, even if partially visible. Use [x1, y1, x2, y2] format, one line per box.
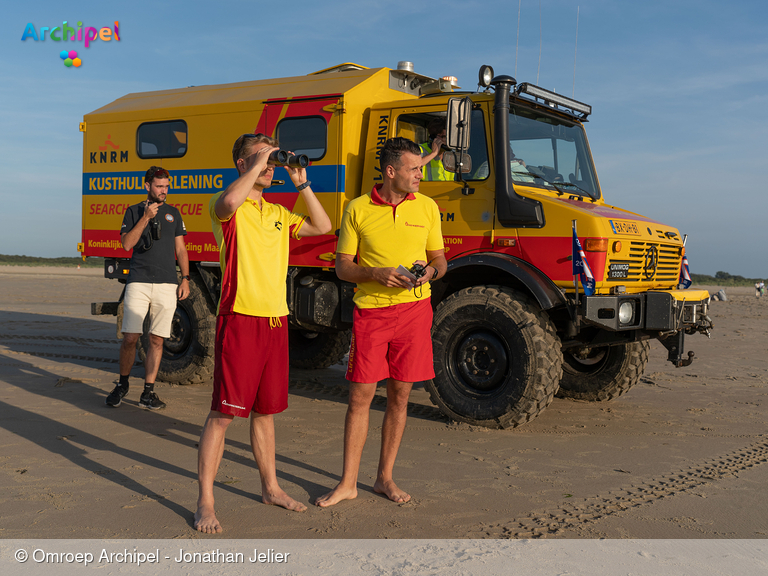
[609, 263, 630, 279]
[610, 220, 640, 235]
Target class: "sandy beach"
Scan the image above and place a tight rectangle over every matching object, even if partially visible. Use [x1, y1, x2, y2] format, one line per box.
[0, 266, 766, 540]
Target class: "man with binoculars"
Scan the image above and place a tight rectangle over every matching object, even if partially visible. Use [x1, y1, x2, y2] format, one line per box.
[105, 166, 190, 411]
[194, 133, 331, 533]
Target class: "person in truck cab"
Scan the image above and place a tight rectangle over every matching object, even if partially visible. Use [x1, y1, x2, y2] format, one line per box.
[419, 119, 452, 181]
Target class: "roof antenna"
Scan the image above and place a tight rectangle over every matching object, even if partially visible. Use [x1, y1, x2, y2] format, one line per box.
[537, 0, 542, 85]
[515, 0, 522, 79]
[572, 5, 580, 98]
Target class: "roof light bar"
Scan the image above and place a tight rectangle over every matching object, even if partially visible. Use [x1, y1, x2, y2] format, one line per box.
[516, 82, 592, 118]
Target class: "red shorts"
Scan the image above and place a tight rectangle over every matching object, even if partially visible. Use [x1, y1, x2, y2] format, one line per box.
[211, 314, 289, 417]
[346, 299, 435, 384]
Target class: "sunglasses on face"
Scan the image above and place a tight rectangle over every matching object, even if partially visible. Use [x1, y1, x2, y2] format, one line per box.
[148, 167, 169, 180]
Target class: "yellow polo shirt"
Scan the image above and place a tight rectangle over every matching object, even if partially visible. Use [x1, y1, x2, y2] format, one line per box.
[210, 192, 306, 317]
[337, 184, 444, 308]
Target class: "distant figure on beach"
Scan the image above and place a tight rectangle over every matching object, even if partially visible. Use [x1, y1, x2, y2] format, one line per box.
[756, 282, 762, 298]
[194, 133, 331, 534]
[315, 138, 446, 508]
[105, 166, 189, 411]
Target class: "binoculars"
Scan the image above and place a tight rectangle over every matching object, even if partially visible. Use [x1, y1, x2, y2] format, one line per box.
[269, 150, 309, 168]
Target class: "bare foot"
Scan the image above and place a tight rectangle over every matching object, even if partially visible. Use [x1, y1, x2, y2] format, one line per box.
[374, 479, 411, 503]
[194, 503, 222, 533]
[263, 489, 307, 512]
[314, 484, 358, 508]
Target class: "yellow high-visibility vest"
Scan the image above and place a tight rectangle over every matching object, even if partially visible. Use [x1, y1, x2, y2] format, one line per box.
[419, 142, 452, 181]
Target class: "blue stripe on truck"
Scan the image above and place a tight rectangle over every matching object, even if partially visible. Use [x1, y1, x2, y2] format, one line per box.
[82, 165, 345, 195]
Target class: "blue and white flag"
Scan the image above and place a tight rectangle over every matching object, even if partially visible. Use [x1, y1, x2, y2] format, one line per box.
[679, 255, 692, 289]
[572, 228, 595, 296]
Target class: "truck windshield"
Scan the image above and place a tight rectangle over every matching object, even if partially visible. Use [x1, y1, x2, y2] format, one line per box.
[507, 105, 600, 199]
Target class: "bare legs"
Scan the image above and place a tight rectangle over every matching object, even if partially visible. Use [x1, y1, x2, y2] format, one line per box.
[194, 411, 231, 533]
[194, 410, 305, 534]
[118, 332, 163, 383]
[118, 333, 140, 377]
[250, 413, 307, 512]
[143, 334, 164, 383]
[315, 379, 412, 507]
[373, 379, 413, 503]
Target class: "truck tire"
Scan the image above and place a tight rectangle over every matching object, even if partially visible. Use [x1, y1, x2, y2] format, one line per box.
[556, 341, 650, 401]
[289, 329, 351, 369]
[138, 275, 216, 384]
[427, 286, 562, 429]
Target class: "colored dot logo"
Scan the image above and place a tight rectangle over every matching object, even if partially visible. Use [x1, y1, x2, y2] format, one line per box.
[60, 50, 82, 68]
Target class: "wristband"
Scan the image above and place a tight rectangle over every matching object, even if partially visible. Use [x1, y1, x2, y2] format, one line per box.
[182, 275, 190, 281]
[431, 267, 438, 280]
[296, 180, 311, 191]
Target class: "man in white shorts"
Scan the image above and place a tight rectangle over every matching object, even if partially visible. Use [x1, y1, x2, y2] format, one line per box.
[105, 166, 190, 410]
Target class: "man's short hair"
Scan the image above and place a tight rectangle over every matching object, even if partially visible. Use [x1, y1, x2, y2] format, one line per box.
[232, 133, 278, 168]
[379, 137, 421, 174]
[144, 166, 169, 184]
[427, 118, 446, 139]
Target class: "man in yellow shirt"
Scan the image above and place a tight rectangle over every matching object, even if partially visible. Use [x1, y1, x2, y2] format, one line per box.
[316, 137, 446, 508]
[194, 133, 331, 533]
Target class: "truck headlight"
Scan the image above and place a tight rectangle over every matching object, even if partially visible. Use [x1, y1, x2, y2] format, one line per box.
[618, 301, 634, 324]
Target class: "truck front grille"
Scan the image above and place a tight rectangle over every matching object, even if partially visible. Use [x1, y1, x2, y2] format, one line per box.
[607, 241, 682, 283]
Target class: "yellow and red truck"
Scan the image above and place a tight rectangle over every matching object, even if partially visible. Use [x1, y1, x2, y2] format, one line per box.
[81, 62, 713, 428]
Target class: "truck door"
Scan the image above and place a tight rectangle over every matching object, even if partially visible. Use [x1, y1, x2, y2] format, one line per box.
[257, 95, 343, 267]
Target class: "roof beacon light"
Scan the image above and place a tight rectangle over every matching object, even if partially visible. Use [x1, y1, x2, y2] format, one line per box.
[442, 76, 459, 87]
[478, 65, 494, 88]
[516, 82, 592, 118]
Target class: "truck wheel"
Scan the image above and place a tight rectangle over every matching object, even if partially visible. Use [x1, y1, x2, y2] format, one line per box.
[289, 329, 351, 369]
[138, 275, 216, 384]
[427, 286, 562, 429]
[556, 341, 650, 401]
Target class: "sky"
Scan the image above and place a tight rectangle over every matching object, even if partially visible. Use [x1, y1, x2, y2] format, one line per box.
[1, 0, 767, 277]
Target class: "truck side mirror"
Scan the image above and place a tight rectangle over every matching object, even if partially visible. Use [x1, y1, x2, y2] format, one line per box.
[442, 151, 472, 174]
[446, 97, 472, 150]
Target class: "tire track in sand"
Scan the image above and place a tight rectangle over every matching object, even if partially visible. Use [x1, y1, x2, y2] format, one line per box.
[481, 435, 768, 538]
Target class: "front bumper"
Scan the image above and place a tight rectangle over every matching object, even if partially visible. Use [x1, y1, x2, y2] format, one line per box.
[582, 289, 712, 335]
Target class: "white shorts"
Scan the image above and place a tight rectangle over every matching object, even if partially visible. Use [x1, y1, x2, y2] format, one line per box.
[122, 282, 178, 338]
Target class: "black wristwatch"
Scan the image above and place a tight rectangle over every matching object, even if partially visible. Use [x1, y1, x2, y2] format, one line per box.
[431, 267, 438, 280]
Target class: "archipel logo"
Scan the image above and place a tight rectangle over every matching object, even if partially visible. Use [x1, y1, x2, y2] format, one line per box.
[21, 20, 121, 68]
[60, 50, 81, 68]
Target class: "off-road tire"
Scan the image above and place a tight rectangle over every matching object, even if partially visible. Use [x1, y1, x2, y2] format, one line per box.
[556, 340, 650, 401]
[138, 274, 216, 384]
[427, 285, 563, 429]
[289, 329, 351, 369]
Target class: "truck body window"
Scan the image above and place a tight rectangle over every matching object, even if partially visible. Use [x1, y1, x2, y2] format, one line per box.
[137, 120, 187, 159]
[276, 117, 327, 160]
